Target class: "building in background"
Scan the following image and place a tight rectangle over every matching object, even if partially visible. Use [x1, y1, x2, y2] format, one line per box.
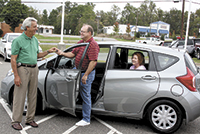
[37, 25, 54, 34]
[103, 21, 170, 38]
[0, 22, 54, 37]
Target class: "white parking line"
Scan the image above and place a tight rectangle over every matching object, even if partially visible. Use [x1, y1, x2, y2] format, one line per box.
[62, 125, 78, 134]
[0, 98, 58, 134]
[0, 98, 12, 119]
[22, 113, 58, 131]
[94, 116, 123, 134]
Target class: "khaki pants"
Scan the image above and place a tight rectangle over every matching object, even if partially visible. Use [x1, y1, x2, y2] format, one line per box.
[12, 66, 39, 124]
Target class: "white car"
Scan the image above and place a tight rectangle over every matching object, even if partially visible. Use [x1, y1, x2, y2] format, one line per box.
[136, 37, 163, 46]
[0, 33, 42, 61]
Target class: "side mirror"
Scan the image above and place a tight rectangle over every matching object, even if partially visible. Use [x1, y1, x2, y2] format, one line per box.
[46, 61, 54, 69]
[1, 38, 6, 43]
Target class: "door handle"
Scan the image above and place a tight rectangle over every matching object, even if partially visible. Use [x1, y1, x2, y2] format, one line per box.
[65, 75, 73, 82]
[141, 75, 157, 80]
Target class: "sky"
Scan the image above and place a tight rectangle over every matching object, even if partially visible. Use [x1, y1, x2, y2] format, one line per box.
[21, 0, 200, 14]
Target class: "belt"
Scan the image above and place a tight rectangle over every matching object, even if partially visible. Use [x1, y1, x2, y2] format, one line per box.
[18, 63, 37, 68]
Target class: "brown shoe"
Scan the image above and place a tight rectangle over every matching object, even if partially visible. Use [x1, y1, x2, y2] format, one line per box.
[25, 121, 38, 128]
[12, 123, 22, 130]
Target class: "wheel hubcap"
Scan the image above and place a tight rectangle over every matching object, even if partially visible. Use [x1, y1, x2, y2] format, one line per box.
[152, 105, 177, 130]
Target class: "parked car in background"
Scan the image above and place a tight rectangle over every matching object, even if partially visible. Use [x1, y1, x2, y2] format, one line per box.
[159, 41, 172, 47]
[0, 33, 43, 61]
[169, 39, 195, 57]
[0, 33, 21, 61]
[136, 37, 163, 46]
[2, 42, 200, 133]
[193, 38, 200, 59]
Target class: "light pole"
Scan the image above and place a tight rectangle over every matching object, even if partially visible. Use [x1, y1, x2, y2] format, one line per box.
[58, 0, 65, 50]
[181, 0, 185, 39]
[197, 23, 200, 38]
[96, 15, 101, 35]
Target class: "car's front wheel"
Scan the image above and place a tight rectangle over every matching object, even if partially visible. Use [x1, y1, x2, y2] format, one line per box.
[10, 89, 43, 115]
[4, 50, 8, 61]
[146, 100, 183, 134]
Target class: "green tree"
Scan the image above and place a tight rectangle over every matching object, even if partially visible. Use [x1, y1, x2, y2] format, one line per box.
[1, 0, 28, 32]
[0, 29, 3, 37]
[0, 0, 8, 21]
[41, 9, 49, 25]
[135, 32, 140, 38]
[66, 4, 96, 35]
[164, 8, 182, 35]
[161, 34, 165, 40]
[48, 9, 58, 26]
[113, 21, 119, 34]
[172, 30, 176, 40]
[120, 3, 138, 25]
[27, 6, 40, 21]
[57, 1, 78, 14]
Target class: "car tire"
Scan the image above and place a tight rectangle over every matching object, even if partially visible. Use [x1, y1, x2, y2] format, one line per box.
[10, 89, 43, 115]
[146, 100, 183, 134]
[4, 50, 8, 62]
[197, 51, 200, 59]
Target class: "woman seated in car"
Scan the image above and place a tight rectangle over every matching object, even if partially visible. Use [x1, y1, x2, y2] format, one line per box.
[130, 52, 146, 70]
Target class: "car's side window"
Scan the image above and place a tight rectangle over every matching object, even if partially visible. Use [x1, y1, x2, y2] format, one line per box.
[153, 52, 179, 71]
[3, 34, 7, 41]
[57, 56, 75, 69]
[113, 48, 149, 70]
[97, 47, 110, 63]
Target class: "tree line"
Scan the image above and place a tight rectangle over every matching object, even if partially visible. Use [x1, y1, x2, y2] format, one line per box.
[0, 0, 200, 37]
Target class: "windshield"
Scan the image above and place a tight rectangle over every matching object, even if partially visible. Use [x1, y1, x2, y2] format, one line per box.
[8, 35, 20, 42]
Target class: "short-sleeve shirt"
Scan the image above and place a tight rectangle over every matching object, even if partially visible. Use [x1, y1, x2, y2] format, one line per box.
[130, 65, 146, 70]
[11, 32, 39, 65]
[72, 37, 99, 71]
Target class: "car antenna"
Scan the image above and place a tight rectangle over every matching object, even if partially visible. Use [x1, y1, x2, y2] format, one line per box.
[184, 0, 192, 52]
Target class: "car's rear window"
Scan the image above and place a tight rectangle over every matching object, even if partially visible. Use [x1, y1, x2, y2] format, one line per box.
[153, 52, 179, 71]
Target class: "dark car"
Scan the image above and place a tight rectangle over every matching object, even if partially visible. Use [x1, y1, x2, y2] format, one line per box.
[193, 39, 200, 59]
[169, 39, 195, 57]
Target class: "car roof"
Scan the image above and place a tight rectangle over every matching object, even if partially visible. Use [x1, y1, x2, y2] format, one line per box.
[96, 41, 185, 56]
[6, 33, 22, 35]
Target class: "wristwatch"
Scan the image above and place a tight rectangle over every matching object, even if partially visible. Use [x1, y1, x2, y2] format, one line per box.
[47, 50, 50, 53]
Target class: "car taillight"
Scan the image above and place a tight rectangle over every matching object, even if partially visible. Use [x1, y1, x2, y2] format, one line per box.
[176, 67, 197, 92]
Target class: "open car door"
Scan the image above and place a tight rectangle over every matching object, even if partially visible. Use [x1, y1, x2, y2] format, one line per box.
[45, 43, 90, 116]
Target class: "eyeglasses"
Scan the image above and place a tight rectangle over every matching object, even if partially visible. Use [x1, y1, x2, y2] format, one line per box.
[79, 31, 87, 33]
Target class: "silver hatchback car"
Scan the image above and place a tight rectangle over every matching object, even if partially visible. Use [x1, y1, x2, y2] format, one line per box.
[1, 42, 200, 133]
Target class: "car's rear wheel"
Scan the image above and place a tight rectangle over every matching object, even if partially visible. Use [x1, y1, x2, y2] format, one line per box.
[197, 51, 200, 59]
[146, 100, 183, 134]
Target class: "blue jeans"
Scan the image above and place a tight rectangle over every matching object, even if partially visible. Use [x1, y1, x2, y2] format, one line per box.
[80, 70, 95, 122]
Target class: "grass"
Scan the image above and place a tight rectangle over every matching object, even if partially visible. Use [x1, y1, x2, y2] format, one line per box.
[40, 45, 72, 51]
[193, 58, 200, 64]
[35, 34, 80, 40]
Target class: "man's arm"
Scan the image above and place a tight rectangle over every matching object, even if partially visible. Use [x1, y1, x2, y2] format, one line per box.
[37, 47, 57, 58]
[82, 60, 97, 84]
[56, 49, 75, 58]
[11, 55, 21, 87]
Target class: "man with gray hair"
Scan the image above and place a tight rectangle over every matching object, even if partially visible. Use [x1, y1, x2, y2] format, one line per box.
[11, 17, 56, 130]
